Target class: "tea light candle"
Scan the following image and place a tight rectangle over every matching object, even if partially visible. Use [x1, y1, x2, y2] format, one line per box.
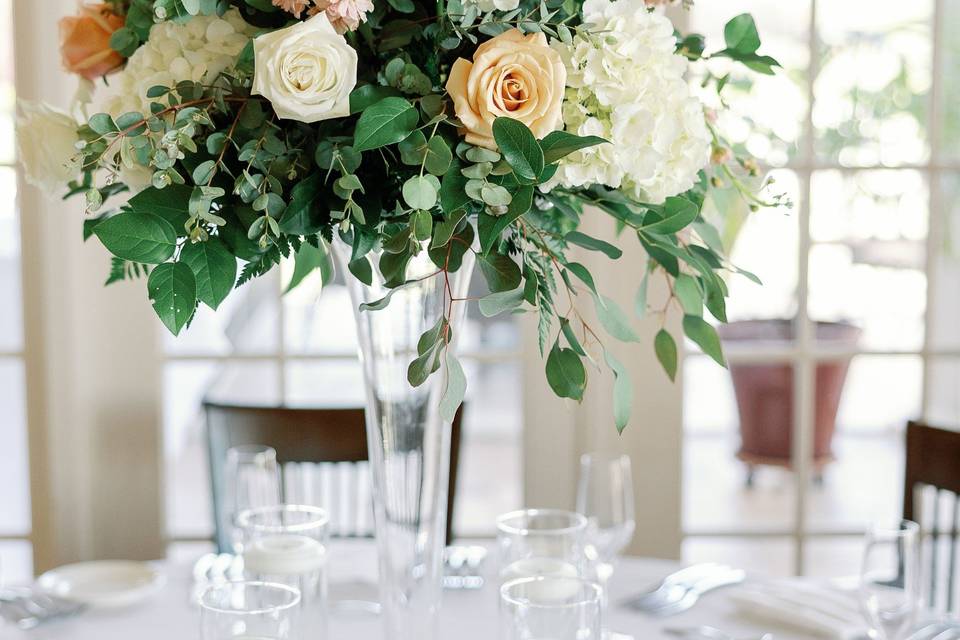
[242, 534, 326, 576]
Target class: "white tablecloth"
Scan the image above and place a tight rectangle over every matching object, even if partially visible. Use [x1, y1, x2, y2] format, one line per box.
[2, 540, 845, 640]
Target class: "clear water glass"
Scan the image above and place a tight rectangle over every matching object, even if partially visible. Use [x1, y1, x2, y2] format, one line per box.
[224, 445, 282, 552]
[859, 520, 921, 640]
[500, 576, 602, 640]
[497, 509, 589, 583]
[200, 581, 301, 640]
[237, 505, 330, 638]
[576, 453, 636, 583]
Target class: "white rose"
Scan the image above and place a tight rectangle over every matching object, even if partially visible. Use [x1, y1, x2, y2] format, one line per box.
[16, 101, 81, 195]
[252, 13, 358, 124]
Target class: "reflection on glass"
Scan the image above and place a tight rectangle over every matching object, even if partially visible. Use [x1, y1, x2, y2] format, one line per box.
[859, 521, 921, 640]
[689, 0, 811, 167]
[815, 0, 932, 166]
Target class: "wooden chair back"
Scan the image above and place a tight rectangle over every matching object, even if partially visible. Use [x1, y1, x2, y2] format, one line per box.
[205, 402, 463, 551]
[903, 420, 960, 613]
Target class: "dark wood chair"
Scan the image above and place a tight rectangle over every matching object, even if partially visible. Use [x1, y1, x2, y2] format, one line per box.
[903, 420, 960, 613]
[205, 401, 463, 552]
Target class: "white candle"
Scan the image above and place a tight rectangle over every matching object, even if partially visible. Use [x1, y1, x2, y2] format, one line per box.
[242, 534, 326, 576]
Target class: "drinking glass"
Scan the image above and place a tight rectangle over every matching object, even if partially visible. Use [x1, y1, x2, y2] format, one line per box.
[497, 509, 588, 582]
[500, 576, 602, 640]
[576, 453, 636, 583]
[224, 445, 282, 552]
[859, 520, 922, 640]
[200, 581, 301, 640]
[237, 505, 330, 638]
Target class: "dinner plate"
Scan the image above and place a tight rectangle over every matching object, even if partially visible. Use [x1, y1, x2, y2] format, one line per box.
[37, 560, 165, 608]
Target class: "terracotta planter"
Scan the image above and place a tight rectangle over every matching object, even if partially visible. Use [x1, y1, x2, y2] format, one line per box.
[717, 320, 861, 482]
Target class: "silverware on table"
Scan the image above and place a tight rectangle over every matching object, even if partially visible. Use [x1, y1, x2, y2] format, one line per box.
[0, 587, 86, 629]
[665, 626, 773, 640]
[624, 565, 745, 616]
[442, 545, 487, 590]
[909, 621, 960, 640]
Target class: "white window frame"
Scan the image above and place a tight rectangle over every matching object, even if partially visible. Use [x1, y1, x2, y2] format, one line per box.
[680, 0, 952, 575]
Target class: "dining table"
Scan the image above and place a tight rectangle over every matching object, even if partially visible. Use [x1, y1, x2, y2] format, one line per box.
[2, 539, 859, 640]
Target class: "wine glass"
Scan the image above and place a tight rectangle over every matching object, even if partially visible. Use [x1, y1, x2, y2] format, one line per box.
[576, 453, 636, 584]
[224, 445, 282, 552]
[859, 520, 921, 640]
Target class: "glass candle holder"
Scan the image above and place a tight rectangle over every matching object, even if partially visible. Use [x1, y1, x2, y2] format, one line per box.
[236, 505, 330, 638]
[496, 509, 589, 583]
[200, 581, 300, 640]
[500, 576, 602, 640]
[224, 445, 282, 553]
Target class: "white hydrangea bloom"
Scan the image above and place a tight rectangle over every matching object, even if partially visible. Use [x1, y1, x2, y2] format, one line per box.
[100, 9, 256, 116]
[547, 0, 711, 204]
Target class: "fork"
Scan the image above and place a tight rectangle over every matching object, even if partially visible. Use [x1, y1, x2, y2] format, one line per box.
[623, 563, 728, 612]
[644, 569, 747, 617]
[0, 588, 86, 629]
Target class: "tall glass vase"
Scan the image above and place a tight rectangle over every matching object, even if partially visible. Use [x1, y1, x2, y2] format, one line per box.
[333, 237, 475, 640]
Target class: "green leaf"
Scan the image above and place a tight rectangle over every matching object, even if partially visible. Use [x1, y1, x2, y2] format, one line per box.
[439, 351, 467, 422]
[682, 315, 726, 367]
[566, 262, 598, 296]
[432, 210, 467, 249]
[545, 337, 586, 401]
[425, 136, 453, 175]
[180, 238, 237, 309]
[480, 183, 512, 207]
[674, 274, 702, 316]
[560, 317, 586, 356]
[147, 262, 197, 336]
[402, 176, 439, 210]
[192, 160, 217, 185]
[480, 253, 522, 293]
[565, 231, 623, 259]
[640, 197, 700, 235]
[408, 340, 444, 387]
[126, 184, 192, 230]
[283, 240, 331, 294]
[479, 185, 533, 254]
[89, 113, 117, 135]
[492, 117, 544, 183]
[724, 13, 761, 55]
[539, 130, 608, 165]
[478, 287, 524, 317]
[635, 271, 649, 318]
[654, 329, 678, 382]
[93, 211, 177, 264]
[603, 348, 633, 433]
[417, 316, 449, 355]
[349, 84, 403, 114]
[280, 173, 324, 235]
[359, 286, 402, 312]
[348, 256, 373, 286]
[412, 209, 433, 241]
[593, 294, 641, 342]
[386, 0, 415, 13]
[353, 97, 419, 152]
[440, 163, 471, 216]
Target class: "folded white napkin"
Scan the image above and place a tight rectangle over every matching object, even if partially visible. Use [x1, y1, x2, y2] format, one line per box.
[729, 580, 867, 640]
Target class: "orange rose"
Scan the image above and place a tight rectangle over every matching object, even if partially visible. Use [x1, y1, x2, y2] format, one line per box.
[59, 4, 125, 81]
[445, 29, 565, 150]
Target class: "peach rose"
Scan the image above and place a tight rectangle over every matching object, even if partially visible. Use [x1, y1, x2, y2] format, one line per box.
[445, 29, 566, 150]
[59, 4, 125, 81]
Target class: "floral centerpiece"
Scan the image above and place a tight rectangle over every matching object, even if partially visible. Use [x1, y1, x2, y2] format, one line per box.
[19, 1, 782, 635]
[19, 0, 779, 429]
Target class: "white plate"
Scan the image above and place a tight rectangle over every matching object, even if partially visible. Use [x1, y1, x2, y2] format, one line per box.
[37, 560, 165, 608]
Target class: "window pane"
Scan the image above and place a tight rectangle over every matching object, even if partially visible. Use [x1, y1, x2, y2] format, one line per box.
[0, 358, 29, 536]
[284, 280, 358, 357]
[0, 541, 33, 584]
[164, 361, 281, 537]
[683, 355, 797, 532]
[683, 537, 795, 578]
[689, 1, 811, 166]
[164, 272, 281, 356]
[814, 0, 933, 166]
[285, 359, 365, 406]
[927, 359, 960, 428]
[0, 168, 22, 352]
[804, 355, 915, 530]
[929, 173, 960, 352]
[720, 169, 801, 324]
[940, 1, 960, 160]
[0, 0, 12, 165]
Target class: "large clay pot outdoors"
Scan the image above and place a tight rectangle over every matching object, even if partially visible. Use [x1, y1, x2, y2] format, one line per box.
[717, 320, 862, 479]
